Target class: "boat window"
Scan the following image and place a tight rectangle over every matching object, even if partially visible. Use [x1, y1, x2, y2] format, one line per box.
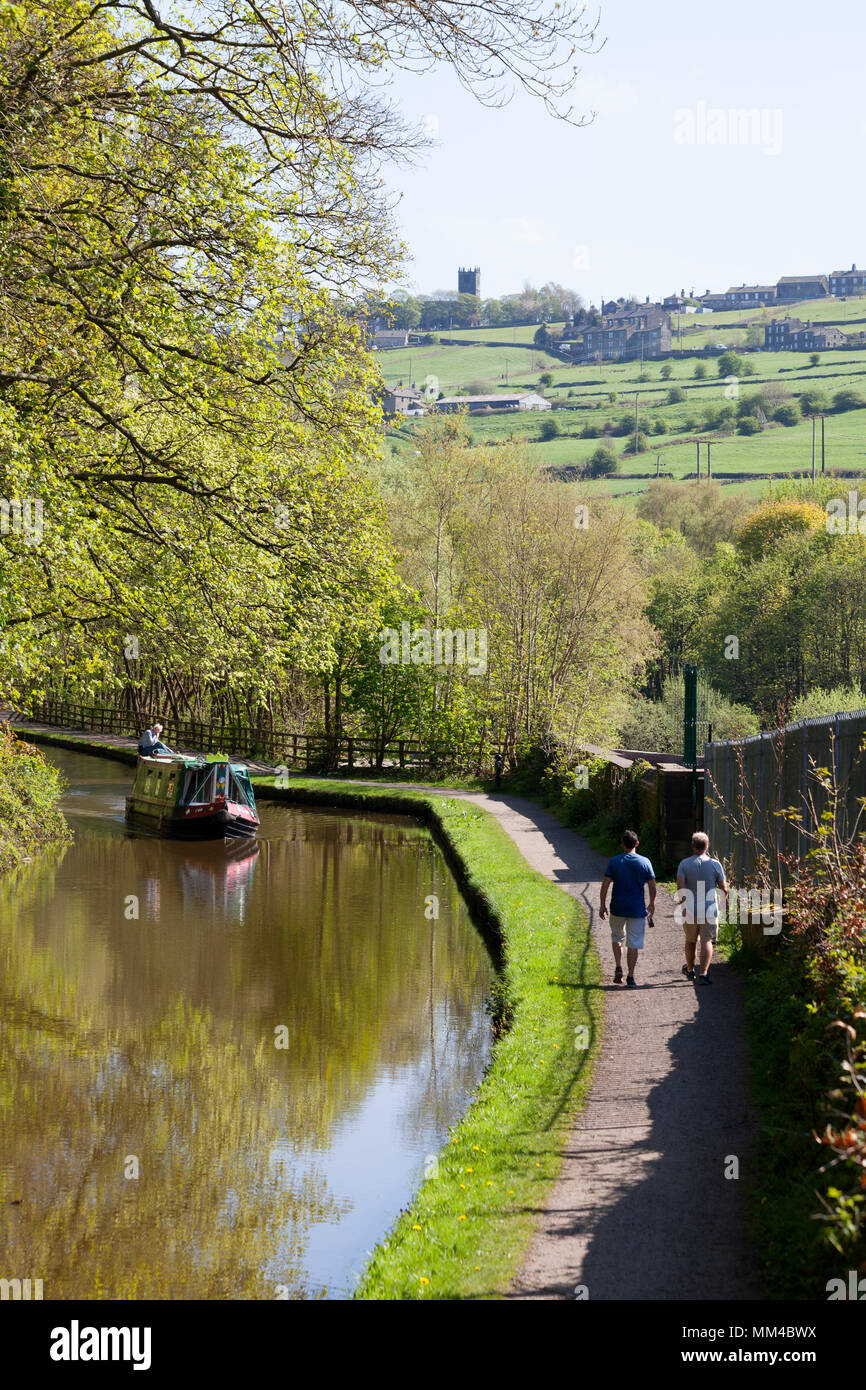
[227, 768, 254, 808]
[182, 766, 220, 804]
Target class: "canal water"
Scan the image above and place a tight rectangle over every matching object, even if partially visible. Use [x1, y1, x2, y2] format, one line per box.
[0, 749, 495, 1299]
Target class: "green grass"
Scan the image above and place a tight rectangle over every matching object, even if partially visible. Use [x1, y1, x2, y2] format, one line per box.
[251, 774, 603, 1301]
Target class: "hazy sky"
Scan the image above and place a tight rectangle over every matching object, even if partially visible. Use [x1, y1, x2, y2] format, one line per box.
[382, 0, 866, 305]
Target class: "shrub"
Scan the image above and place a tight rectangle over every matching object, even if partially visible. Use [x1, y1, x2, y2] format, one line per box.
[717, 351, 745, 378]
[809, 353, 820, 366]
[666, 385, 686, 404]
[586, 445, 619, 477]
[693, 362, 708, 379]
[538, 371, 554, 388]
[660, 364, 673, 380]
[580, 421, 601, 439]
[789, 683, 866, 721]
[539, 415, 560, 440]
[737, 415, 762, 435]
[0, 726, 72, 871]
[651, 417, 667, 435]
[833, 387, 865, 412]
[774, 402, 801, 426]
[799, 387, 830, 414]
[623, 430, 649, 455]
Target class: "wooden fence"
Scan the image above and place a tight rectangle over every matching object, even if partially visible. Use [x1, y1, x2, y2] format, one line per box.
[24, 699, 458, 772]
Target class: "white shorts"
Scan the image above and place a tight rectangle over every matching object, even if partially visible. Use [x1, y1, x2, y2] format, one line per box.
[610, 914, 646, 950]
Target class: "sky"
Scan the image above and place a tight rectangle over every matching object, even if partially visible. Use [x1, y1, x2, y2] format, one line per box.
[381, 0, 866, 306]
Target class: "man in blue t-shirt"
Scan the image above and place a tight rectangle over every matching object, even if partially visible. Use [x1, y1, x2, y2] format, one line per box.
[599, 829, 656, 989]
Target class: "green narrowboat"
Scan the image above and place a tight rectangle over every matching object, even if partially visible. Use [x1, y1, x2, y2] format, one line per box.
[125, 755, 260, 840]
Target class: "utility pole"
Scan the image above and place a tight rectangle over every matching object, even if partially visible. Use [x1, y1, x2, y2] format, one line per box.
[634, 391, 640, 456]
[696, 438, 701, 480]
[707, 439, 712, 478]
[810, 414, 816, 482]
[821, 413, 826, 473]
[656, 452, 661, 477]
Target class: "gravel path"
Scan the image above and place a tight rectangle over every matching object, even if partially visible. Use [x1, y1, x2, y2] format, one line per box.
[11, 720, 760, 1301]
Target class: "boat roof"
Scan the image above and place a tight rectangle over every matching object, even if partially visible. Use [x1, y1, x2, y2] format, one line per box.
[138, 754, 251, 772]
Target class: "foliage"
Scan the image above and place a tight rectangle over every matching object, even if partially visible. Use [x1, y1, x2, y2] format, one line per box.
[0, 723, 71, 870]
[790, 684, 866, 721]
[586, 445, 619, 477]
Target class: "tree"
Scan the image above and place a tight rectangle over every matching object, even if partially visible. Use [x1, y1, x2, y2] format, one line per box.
[809, 353, 821, 367]
[717, 351, 746, 378]
[539, 416, 560, 440]
[833, 388, 865, 412]
[667, 386, 686, 404]
[586, 446, 619, 477]
[693, 363, 708, 380]
[660, 364, 673, 380]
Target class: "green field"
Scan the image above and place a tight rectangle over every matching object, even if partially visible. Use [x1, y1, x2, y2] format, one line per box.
[381, 325, 866, 503]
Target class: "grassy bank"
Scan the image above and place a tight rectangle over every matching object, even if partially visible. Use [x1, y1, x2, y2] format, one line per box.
[0, 724, 72, 871]
[15, 728, 604, 1299]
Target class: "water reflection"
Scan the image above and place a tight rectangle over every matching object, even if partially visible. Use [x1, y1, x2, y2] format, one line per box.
[0, 751, 494, 1298]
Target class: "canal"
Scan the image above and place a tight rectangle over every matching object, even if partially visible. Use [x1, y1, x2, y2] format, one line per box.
[0, 749, 495, 1299]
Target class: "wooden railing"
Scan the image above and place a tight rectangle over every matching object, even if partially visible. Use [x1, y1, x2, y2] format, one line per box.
[23, 698, 464, 772]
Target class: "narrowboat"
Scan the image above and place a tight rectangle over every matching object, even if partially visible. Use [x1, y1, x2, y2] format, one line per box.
[125, 755, 260, 840]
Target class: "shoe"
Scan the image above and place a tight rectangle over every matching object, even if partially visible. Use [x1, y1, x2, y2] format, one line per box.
[614, 966, 623, 984]
[697, 973, 712, 985]
[626, 975, 637, 989]
[681, 964, 695, 980]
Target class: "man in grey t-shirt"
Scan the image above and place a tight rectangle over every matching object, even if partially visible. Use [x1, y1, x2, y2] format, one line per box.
[675, 831, 728, 986]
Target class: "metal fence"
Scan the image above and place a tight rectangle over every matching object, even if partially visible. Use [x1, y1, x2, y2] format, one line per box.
[704, 709, 866, 882]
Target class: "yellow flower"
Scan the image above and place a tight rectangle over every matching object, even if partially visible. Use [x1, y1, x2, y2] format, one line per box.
[458, 1214, 466, 1221]
[472, 1145, 479, 1151]
[413, 1224, 422, 1230]
[508, 1189, 515, 1195]
[486, 1181, 494, 1187]
[419, 1276, 429, 1285]
[465, 1166, 474, 1173]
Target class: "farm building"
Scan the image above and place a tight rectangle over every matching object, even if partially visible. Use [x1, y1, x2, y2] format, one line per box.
[432, 392, 551, 413]
[829, 264, 866, 297]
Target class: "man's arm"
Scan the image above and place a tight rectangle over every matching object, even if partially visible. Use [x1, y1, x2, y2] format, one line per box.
[647, 876, 657, 915]
[599, 874, 612, 920]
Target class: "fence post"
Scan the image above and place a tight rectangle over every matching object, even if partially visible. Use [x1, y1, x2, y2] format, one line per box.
[800, 723, 808, 862]
[725, 740, 732, 868]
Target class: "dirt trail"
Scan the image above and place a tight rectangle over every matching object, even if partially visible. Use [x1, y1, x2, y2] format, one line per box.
[11, 720, 760, 1300]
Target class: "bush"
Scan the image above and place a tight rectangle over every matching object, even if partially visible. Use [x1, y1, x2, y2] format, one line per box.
[734, 498, 826, 560]
[651, 417, 667, 435]
[799, 387, 830, 414]
[737, 415, 762, 435]
[586, 445, 619, 477]
[666, 385, 686, 404]
[832, 387, 865, 412]
[717, 351, 745, 378]
[660, 364, 673, 380]
[0, 725, 72, 871]
[773, 402, 801, 426]
[538, 371, 554, 388]
[580, 421, 601, 438]
[693, 362, 708, 379]
[809, 353, 820, 366]
[622, 430, 649, 455]
[789, 683, 866, 721]
[538, 415, 560, 440]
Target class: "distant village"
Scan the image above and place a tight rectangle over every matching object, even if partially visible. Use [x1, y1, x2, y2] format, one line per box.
[376, 262, 864, 417]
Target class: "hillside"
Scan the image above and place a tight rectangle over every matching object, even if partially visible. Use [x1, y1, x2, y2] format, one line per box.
[380, 304, 866, 503]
